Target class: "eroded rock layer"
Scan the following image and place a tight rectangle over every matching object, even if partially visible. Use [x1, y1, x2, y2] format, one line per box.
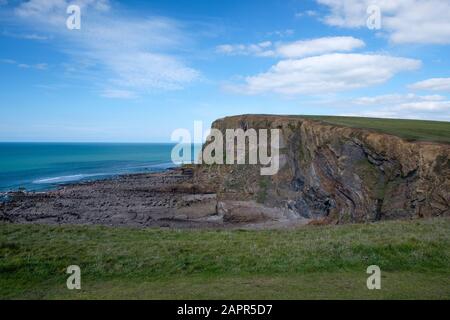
[193, 115, 450, 223]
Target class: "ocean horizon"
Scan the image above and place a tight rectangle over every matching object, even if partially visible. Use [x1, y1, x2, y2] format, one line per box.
[0, 142, 189, 193]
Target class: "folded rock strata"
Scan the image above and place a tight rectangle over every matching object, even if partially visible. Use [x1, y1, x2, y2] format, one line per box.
[193, 115, 450, 224]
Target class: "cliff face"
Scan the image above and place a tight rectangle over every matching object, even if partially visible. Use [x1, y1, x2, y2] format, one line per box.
[194, 115, 450, 224]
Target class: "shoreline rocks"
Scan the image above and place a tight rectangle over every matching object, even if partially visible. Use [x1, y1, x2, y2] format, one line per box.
[0, 169, 306, 229]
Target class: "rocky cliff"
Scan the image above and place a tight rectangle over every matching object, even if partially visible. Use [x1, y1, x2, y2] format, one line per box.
[193, 115, 450, 224]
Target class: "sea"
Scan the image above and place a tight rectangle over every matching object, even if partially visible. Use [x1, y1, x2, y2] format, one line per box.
[0, 142, 189, 195]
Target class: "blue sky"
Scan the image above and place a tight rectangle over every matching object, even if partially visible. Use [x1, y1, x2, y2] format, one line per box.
[1, 0, 450, 142]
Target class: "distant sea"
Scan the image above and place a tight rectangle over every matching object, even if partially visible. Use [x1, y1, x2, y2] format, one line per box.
[0, 143, 184, 193]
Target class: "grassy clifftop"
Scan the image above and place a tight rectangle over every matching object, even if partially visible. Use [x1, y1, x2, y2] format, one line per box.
[303, 116, 450, 144]
[1, 218, 449, 299]
[222, 115, 450, 144]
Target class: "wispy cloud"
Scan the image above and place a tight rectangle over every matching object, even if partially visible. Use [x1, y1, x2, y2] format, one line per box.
[216, 41, 275, 57]
[277, 36, 364, 58]
[343, 95, 450, 121]
[266, 29, 295, 38]
[295, 10, 318, 18]
[1, 58, 48, 70]
[2, 30, 50, 40]
[317, 0, 450, 44]
[409, 78, 450, 93]
[11, 0, 200, 98]
[216, 36, 365, 58]
[226, 53, 420, 95]
[351, 93, 446, 105]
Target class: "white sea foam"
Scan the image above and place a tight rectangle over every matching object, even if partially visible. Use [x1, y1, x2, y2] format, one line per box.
[33, 173, 108, 184]
[32, 162, 175, 185]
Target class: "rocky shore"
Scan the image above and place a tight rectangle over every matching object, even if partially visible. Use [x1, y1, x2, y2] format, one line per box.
[0, 168, 308, 229]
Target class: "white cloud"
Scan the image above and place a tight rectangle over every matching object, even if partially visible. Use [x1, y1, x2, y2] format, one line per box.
[345, 101, 450, 121]
[15, 0, 110, 20]
[2, 30, 50, 40]
[317, 0, 450, 44]
[295, 10, 318, 18]
[12, 0, 199, 97]
[1, 58, 47, 70]
[106, 52, 199, 90]
[277, 36, 364, 58]
[266, 29, 295, 38]
[397, 101, 450, 112]
[229, 53, 421, 95]
[343, 93, 450, 121]
[409, 78, 450, 93]
[217, 36, 364, 58]
[216, 42, 276, 57]
[352, 93, 446, 105]
[20, 33, 49, 40]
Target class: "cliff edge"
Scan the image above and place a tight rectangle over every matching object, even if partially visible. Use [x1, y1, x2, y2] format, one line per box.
[194, 115, 450, 224]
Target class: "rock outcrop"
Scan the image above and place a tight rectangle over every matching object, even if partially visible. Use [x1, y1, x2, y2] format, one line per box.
[193, 115, 450, 224]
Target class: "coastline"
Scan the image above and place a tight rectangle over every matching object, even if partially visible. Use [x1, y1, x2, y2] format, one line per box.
[0, 164, 178, 202]
[0, 167, 220, 229]
[0, 167, 236, 229]
[0, 167, 309, 230]
[0, 142, 181, 193]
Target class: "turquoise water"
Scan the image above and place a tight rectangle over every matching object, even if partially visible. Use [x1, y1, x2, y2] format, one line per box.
[0, 143, 181, 193]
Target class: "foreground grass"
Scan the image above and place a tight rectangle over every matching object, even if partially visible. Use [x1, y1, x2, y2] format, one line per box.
[1, 218, 449, 299]
[303, 116, 450, 144]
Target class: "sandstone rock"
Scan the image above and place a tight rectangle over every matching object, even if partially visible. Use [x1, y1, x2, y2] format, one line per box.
[174, 193, 218, 219]
[218, 200, 296, 223]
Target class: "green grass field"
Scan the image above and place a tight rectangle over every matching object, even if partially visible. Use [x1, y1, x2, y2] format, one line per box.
[302, 116, 450, 144]
[1, 218, 449, 300]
